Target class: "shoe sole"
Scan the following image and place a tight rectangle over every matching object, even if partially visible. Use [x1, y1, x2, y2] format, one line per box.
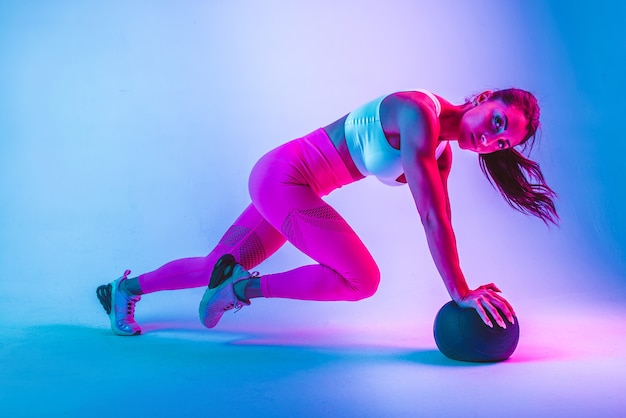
[96, 284, 112, 314]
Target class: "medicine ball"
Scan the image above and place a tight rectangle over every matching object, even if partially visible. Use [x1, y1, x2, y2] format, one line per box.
[434, 301, 519, 362]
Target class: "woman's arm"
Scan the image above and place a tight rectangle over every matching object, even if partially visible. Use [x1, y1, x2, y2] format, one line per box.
[398, 105, 469, 301]
[397, 101, 515, 328]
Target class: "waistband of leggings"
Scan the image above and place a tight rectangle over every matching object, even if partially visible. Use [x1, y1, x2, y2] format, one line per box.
[302, 128, 357, 187]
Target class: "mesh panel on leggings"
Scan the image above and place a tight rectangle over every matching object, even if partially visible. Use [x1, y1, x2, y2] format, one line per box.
[219, 225, 250, 246]
[218, 224, 266, 270]
[238, 231, 267, 270]
[281, 206, 351, 252]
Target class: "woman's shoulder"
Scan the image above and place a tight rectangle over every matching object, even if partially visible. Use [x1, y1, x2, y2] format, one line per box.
[385, 90, 440, 117]
[381, 91, 440, 134]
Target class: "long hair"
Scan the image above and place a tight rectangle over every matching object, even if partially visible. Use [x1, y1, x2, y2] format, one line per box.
[477, 89, 559, 225]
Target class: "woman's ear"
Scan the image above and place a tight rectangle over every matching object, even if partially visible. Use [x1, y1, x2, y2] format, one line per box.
[475, 90, 494, 105]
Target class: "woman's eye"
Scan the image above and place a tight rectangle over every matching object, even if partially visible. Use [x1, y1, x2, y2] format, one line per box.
[494, 115, 502, 129]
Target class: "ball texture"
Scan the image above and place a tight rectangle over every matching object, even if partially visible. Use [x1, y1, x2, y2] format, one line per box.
[434, 301, 519, 362]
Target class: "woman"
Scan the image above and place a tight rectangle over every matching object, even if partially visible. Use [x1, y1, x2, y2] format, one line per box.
[97, 88, 557, 336]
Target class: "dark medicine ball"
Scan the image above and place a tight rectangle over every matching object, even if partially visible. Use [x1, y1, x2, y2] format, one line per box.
[434, 301, 519, 362]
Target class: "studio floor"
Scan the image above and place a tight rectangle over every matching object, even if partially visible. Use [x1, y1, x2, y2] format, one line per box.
[2, 299, 625, 418]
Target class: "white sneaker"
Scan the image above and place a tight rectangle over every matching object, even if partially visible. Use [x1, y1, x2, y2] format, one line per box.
[96, 270, 142, 336]
[199, 254, 254, 328]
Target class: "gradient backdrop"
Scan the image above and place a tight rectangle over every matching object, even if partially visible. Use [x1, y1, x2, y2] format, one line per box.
[1, 0, 625, 401]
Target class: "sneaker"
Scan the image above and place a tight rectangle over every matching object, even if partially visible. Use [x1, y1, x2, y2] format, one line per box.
[96, 270, 142, 336]
[199, 254, 255, 328]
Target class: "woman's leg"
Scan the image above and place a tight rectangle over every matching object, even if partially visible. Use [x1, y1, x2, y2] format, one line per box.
[248, 134, 380, 302]
[253, 187, 380, 302]
[137, 204, 286, 294]
[99, 198, 286, 335]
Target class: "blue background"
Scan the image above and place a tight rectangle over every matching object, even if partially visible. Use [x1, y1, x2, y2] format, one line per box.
[1, 1, 626, 417]
[2, 0, 623, 328]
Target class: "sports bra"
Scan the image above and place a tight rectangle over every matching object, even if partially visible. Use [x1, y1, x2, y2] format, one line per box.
[344, 89, 448, 186]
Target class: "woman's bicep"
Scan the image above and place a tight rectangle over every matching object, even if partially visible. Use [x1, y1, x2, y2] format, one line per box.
[397, 106, 446, 215]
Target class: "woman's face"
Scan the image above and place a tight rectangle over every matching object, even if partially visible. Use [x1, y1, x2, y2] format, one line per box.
[458, 99, 528, 154]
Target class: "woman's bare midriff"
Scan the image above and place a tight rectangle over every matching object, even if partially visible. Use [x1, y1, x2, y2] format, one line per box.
[323, 115, 365, 181]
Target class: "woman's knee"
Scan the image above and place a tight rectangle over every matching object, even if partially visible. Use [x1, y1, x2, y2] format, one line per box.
[345, 261, 381, 301]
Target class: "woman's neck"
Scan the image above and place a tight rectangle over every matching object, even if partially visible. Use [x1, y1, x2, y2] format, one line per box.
[435, 95, 472, 142]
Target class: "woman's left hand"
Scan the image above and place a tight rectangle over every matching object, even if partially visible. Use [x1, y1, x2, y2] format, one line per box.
[457, 283, 516, 328]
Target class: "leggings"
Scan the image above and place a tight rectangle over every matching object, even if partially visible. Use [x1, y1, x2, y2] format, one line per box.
[138, 128, 380, 301]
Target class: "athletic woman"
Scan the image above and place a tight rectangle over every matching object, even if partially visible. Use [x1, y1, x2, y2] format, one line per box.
[97, 88, 557, 336]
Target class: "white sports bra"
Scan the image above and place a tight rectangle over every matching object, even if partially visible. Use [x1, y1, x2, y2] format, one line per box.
[344, 89, 448, 186]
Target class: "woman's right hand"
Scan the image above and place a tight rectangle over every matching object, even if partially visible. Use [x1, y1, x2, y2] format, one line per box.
[456, 283, 516, 328]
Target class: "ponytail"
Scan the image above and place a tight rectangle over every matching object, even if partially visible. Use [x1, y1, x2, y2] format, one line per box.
[479, 88, 559, 225]
[479, 149, 558, 225]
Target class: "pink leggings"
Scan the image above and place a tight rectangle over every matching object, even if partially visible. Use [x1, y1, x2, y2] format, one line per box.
[138, 128, 380, 301]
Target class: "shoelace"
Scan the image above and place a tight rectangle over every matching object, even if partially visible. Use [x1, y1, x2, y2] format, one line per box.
[121, 296, 140, 325]
[119, 270, 140, 319]
[233, 271, 260, 313]
[126, 298, 139, 316]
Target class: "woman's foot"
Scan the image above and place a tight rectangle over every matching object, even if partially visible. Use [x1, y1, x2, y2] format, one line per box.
[199, 254, 257, 328]
[96, 270, 142, 336]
